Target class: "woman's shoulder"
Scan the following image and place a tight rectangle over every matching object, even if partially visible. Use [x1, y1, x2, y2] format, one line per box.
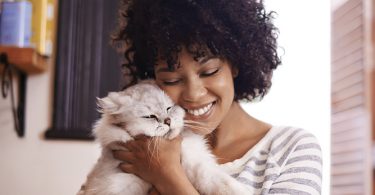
[266, 126, 321, 150]
[220, 126, 322, 175]
[223, 126, 321, 163]
[265, 126, 322, 167]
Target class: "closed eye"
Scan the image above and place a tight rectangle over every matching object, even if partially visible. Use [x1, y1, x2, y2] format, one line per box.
[162, 79, 181, 86]
[142, 115, 158, 120]
[167, 106, 173, 112]
[201, 68, 220, 77]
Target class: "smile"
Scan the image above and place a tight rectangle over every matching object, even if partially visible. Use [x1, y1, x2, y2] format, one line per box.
[186, 102, 214, 116]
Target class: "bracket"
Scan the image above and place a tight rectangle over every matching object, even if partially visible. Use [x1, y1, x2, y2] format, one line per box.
[0, 52, 26, 137]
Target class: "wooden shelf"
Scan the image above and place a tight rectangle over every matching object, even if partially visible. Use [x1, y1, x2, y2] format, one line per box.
[0, 46, 49, 74]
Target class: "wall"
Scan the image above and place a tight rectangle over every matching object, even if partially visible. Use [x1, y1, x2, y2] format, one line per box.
[244, 0, 331, 195]
[0, 1, 331, 195]
[0, 67, 100, 195]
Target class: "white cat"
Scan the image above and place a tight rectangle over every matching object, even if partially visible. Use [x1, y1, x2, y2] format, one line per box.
[79, 80, 249, 195]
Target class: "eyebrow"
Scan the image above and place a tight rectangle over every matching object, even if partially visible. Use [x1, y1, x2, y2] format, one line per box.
[198, 55, 216, 64]
[155, 56, 218, 73]
[156, 67, 175, 73]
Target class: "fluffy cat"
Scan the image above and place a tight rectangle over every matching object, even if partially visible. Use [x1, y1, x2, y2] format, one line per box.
[79, 80, 249, 195]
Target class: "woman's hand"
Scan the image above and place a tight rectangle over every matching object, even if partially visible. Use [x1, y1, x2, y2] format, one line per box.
[113, 135, 182, 187]
[148, 186, 161, 195]
[113, 135, 199, 195]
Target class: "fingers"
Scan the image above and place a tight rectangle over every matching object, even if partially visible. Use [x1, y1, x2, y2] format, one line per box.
[134, 134, 149, 141]
[113, 150, 136, 162]
[108, 141, 127, 150]
[118, 162, 136, 174]
[168, 135, 182, 145]
[123, 140, 144, 152]
[120, 135, 150, 152]
[113, 148, 138, 174]
[148, 186, 161, 195]
[173, 135, 182, 142]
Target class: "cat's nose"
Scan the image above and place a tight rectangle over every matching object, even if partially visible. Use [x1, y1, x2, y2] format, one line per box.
[164, 117, 171, 126]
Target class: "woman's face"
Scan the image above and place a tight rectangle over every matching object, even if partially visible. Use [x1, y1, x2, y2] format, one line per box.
[154, 48, 237, 134]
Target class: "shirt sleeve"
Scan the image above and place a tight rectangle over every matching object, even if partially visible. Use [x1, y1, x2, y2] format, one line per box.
[268, 131, 322, 195]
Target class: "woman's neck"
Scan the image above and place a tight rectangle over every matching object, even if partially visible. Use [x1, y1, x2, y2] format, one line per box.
[206, 101, 271, 163]
[208, 102, 250, 148]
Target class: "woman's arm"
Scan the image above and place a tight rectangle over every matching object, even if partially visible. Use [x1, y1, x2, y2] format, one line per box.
[113, 135, 199, 195]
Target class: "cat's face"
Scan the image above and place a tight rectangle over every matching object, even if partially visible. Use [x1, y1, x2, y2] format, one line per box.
[98, 81, 185, 139]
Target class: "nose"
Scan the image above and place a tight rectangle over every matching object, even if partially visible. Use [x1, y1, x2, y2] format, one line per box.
[164, 117, 171, 126]
[182, 79, 207, 102]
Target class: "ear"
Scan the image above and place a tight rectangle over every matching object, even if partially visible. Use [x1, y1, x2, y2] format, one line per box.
[97, 92, 128, 114]
[96, 97, 119, 114]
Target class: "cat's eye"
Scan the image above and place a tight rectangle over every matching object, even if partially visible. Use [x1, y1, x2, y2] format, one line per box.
[142, 115, 158, 119]
[167, 106, 173, 112]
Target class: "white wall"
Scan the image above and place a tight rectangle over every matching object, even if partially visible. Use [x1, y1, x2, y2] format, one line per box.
[0, 68, 101, 195]
[243, 0, 331, 194]
[0, 1, 331, 195]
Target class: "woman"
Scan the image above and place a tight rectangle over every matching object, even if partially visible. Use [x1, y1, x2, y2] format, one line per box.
[112, 0, 322, 194]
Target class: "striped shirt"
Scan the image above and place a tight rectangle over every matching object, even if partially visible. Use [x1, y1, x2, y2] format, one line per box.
[220, 126, 322, 195]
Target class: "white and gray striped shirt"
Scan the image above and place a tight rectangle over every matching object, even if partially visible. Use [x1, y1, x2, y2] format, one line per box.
[220, 126, 322, 195]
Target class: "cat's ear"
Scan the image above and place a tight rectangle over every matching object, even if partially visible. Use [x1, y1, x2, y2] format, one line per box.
[97, 97, 118, 114]
[96, 92, 130, 114]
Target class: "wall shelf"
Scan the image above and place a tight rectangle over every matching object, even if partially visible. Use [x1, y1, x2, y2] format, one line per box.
[0, 46, 49, 74]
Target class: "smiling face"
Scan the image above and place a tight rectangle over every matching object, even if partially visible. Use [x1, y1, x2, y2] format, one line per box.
[154, 48, 237, 135]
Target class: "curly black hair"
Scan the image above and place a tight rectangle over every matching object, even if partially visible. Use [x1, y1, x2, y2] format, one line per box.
[113, 0, 281, 102]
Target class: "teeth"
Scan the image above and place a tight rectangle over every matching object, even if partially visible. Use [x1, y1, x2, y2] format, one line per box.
[187, 103, 213, 116]
[193, 110, 200, 116]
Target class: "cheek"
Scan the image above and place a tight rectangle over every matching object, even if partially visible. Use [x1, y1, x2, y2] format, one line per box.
[127, 120, 158, 134]
[209, 75, 235, 99]
[170, 109, 185, 125]
[158, 86, 181, 104]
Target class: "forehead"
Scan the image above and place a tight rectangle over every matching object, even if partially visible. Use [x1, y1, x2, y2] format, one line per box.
[155, 54, 219, 74]
[156, 44, 219, 68]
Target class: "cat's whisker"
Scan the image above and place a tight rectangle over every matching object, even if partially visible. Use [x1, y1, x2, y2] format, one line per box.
[147, 138, 157, 163]
[184, 120, 216, 126]
[184, 124, 209, 130]
[184, 120, 217, 129]
[148, 136, 162, 166]
[184, 127, 209, 133]
[184, 123, 211, 129]
[154, 137, 162, 165]
[184, 124, 213, 133]
[150, 137, 157, 154]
